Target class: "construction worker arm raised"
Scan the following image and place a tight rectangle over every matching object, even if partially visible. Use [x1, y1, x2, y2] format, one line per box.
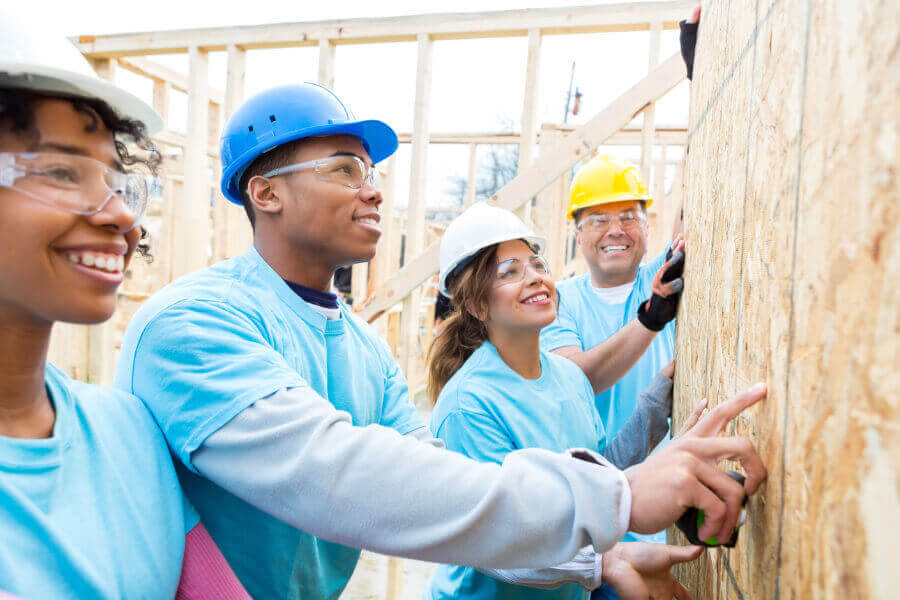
[552, 318, 657, 395]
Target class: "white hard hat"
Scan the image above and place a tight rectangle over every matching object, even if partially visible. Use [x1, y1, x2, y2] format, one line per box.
[438, 202, 546, 297]
[0, 12, 163, 134]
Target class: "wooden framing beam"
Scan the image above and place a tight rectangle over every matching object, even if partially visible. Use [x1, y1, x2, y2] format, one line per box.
[73, 2, 692, 56]
[465, 143, 478, 205]
[223, 44, 253, 258]
[317, 39, 336, 88]
[640, 20, 663, 179]
[359, 52, 685, 322]
[399, 33, 434, 385]
[172, 46, 211, 278]
[395, 127, 687, 146]
[519, 28, 542, 171]
[118, 56, 225, 105]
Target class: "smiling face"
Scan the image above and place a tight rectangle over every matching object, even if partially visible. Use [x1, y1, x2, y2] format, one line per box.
[483, 240, 557, 336]
[575, 200, 649, 286]
[260, 135, 383, 270]
[0, 98, 142, 325]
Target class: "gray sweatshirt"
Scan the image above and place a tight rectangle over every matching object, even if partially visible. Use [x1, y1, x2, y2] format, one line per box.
[192, 372, 672, 590]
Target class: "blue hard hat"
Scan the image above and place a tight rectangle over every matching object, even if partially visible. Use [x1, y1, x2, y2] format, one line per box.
[219, 82, 399, 205]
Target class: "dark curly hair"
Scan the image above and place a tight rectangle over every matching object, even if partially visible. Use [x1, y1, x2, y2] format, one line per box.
[0, 87, 162, 258]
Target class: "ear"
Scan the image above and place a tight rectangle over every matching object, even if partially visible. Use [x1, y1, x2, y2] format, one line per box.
[247, 175, 284, 216]
[574, 228, 583, 248]
[464, 300, 487, 322]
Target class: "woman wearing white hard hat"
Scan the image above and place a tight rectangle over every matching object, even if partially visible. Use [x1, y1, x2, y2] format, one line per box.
[424, 203, 768, 600]
[0, 14, 248, 599]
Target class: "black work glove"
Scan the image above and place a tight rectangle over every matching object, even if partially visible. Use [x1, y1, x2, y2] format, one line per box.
[679, 19, 699, 80]
[637, 247, 685, 331]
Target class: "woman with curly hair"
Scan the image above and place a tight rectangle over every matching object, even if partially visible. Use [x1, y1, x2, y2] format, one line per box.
[0, 16, 248, 600]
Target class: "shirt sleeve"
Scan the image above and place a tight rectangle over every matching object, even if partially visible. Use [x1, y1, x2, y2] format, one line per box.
[602, 372, 673, 469]
[191, 386, 632, 569]
[540, 290, 585, 351]
[125, 299, 305, 470]
[435, 406, 517, 465]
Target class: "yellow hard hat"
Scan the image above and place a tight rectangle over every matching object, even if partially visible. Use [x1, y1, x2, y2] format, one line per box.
[567, 155, 653, 220]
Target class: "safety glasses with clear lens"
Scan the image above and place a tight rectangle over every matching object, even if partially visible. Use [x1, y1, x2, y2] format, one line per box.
[0, 152, 158, 226]
[493, 256, 552, 288]
[576, 209, 647, 233]
[263, 155, 378, 190]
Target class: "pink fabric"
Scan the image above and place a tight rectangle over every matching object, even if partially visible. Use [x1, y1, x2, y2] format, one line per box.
[175, 522, 251, 600]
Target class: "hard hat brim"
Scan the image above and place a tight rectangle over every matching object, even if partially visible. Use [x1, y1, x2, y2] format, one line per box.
[438, 232, 547, 298]
[220, 118, 399, 205]
[0, 62, 164, 134]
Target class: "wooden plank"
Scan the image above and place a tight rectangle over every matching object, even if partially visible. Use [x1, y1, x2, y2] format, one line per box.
[172, 46, 211, 278]
[360, 53, 686, 322]
[317, 39, 335, 89]
[75, 2, 692, 56]
[465, 143, 478, 206]
[397, 127, 687, 146]
[673, 0, 899, 598]
[118, 56, 224, 105]
[223, 45, 253, 258]
[491, 53, 685, 212]
[152, 79, 170, 128]
[371, 157, 397, 293]
[399, 33, 434, 384]
[640, 20, 662, 180]
[518, 28, 542, 171]
[516, 28, 542, 221]
[89, 57, 117, 81]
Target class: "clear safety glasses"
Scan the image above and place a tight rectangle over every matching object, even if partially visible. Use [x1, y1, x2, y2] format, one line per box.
[493, 256, 551, 289]
[0, 152, 158, 226]
[263, 155, 378, 190]
[576, 209, 647, 234]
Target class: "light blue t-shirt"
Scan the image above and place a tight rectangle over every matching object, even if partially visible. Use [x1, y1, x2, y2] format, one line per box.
[114, 247, 425, 600]
[424, 340, 603, 600]
[0, 363, 198, 599]
[540, 251, 674, 547]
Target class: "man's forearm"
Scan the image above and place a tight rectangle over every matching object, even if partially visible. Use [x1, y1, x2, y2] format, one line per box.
[191, 386, 631, 569]
[554, 319, 656, 394]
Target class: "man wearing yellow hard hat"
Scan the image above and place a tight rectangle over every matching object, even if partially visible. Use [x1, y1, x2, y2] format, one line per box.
[541, 155, 684, 558]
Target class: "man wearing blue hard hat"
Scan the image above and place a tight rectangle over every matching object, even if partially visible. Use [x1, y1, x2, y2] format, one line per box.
[115, 83, 766, 600]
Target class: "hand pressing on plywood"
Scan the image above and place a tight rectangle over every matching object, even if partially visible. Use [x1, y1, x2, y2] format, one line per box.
[625, 383, 768, 545]
[602, 542, 703, 600]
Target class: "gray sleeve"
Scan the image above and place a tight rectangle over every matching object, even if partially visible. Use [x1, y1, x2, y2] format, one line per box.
[191, 386, 631, 569]
[602, 373, 673, 469]
[477, 545, 602, 591]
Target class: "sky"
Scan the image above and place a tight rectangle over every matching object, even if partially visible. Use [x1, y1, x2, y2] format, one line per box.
[10, 0, 691, 209]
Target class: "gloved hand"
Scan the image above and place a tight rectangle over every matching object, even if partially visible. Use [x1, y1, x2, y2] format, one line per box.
[637, 244, 685, 331]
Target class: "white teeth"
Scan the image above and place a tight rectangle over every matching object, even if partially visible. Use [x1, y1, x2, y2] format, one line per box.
[524, 294, 549, 304]
[356, 217, 379, 226]
[603, 245, 627, 252]
[63, 251, 124, 273]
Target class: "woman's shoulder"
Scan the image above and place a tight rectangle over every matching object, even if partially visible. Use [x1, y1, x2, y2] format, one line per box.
[46, 364, 168, 443]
